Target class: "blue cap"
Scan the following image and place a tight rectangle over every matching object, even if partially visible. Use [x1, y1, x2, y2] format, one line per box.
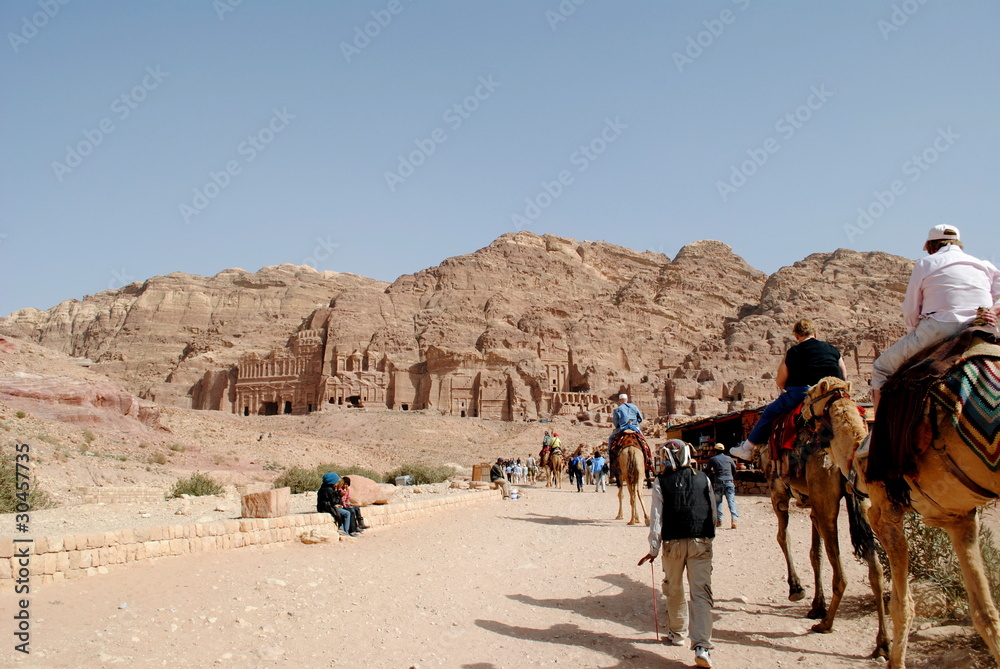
[322, 472, 340, 485]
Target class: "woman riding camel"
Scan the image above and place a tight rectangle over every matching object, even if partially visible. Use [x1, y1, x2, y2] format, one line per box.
[732, 318, 847, 461]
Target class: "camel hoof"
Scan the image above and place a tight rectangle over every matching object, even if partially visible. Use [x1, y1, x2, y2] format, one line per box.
[644, 518, 650, 527]
[788, 588, 805, 602]
[807, 607, 827, 621]
[627, 520, 636, 526]
[809, 622, 833, 634]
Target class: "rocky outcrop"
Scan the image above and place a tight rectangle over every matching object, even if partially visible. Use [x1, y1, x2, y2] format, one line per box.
[0, 233, 915, 422]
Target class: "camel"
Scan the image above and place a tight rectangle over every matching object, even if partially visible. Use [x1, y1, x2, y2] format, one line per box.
[804, 361, 1000, 669]
[544, 450, 564, 489]
[613, 430, 649, 526]
[756, 408, 889, 659]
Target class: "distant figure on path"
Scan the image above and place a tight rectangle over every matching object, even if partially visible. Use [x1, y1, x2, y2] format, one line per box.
[592, 451, 608, 492]
[704, 444, 739, 529]
[638, 440, 716, 667]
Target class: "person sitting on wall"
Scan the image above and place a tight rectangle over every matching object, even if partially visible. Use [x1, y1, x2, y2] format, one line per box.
[490, 457, 511, 500]
[339, 476, 368, 533]
[316, 472, 353, 536]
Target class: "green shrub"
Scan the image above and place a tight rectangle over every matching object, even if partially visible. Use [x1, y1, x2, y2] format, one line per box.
[168, 443, 186, 453]
[315, 463, 382, 482]
[170, 472, 223, 497]
[15, 411, 26, 419]
[382, 462, 456, 485]
[82, 430, 96, 444]
[877, 512, 1000, 616]
[148, 452, 168, 465]
[273, 466, 322, 494]
[0, 447, 54, 513]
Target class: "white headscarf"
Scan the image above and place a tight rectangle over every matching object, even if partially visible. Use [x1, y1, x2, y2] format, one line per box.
[659, 439, 693, 471]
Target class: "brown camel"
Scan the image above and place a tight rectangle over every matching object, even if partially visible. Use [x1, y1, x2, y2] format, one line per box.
[755, 405, 889, 659]
[803, 362, 1000, 669]
[614, 430, 649, 526]
[545, 451, 564, 489]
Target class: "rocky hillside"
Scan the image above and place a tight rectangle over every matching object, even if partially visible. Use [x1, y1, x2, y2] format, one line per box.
[0, 233, 913, 418]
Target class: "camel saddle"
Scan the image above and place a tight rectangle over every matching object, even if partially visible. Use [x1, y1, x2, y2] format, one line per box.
[768, 403, 826, 481]
[868, 328, 1000, 491]
[608, 429, 654, 480]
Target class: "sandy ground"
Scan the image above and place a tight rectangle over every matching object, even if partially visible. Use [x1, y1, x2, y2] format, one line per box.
[4, 484, 992, 669]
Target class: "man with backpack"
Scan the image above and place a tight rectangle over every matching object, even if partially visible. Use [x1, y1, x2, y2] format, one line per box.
[570, 447, 586, 492]
[592, 451, 608, 492]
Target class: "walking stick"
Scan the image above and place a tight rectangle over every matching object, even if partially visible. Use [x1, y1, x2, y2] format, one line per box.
[650, 560, 660, 642]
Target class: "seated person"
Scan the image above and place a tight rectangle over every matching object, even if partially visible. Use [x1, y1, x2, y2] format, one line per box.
[316, 472, 353, 536]
[490, 458, 511, 499]
[339, 476, 368, 533]
[732, 318, 846, 460]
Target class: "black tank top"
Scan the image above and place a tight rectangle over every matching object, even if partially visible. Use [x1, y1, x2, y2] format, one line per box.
[784, 338, 843, 387]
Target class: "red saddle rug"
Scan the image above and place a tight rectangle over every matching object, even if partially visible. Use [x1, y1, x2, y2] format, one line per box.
[768, 403, 803, 461]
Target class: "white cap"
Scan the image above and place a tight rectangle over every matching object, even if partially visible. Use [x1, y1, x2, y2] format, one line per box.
[926, 224, 960, 242]
[618, 393, 628, 400]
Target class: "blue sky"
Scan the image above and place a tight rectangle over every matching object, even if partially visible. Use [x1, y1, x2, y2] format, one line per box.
[2, 1, 998, 316]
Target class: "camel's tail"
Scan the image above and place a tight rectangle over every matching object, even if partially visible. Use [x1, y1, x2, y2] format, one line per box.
[625, 447, 641, 486]
[846, 491, 878, 562]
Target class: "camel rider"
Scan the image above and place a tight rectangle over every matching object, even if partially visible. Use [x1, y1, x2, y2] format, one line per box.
[610, 393, 643, 445]
[870, 225, 1000, 415]
[548, 432, 562, 456]
[731, 318, 847, 461]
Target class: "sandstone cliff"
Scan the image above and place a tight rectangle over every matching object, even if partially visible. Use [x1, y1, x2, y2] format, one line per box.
[0, 233, 914, 422]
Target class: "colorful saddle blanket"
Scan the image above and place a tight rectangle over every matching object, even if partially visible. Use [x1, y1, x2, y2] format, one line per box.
[869, 329, 1000, 486]
[768, 403, 803, 460]
[928, 346, 1000, 471]
[609, 429, 653, 479]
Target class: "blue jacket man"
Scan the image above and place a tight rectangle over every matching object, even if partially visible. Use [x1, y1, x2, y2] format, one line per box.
[611, 393, 643, 440]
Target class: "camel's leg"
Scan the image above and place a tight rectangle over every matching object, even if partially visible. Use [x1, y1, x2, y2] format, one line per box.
[854, 497, 890, 658]
[808, 495, 846, 633]
[868, 486, 912, 669]
[771, 483, 805, 602]
[627, 482, 638, 525]
[616, 482, 625, 520]
[943, 510, 1000, 666]
[806, 518, 827, 621]
[638, 483, 650, 526]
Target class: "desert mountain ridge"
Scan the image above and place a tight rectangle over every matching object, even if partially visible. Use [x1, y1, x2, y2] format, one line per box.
[0, 231, 914, 425]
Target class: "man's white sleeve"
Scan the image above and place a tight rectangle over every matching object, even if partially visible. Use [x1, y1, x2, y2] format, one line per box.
[647, 477, 663, 556]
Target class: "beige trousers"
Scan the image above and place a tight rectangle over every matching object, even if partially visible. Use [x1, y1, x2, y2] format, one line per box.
[661, 537, 714, 649]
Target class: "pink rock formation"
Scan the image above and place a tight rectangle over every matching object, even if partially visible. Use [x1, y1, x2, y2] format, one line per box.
[346, 475, 396, 506]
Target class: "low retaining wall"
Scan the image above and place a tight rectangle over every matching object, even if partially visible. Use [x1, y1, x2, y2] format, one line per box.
[0, 490, 497, 588]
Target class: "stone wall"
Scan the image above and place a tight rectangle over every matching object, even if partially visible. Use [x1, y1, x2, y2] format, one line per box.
[0, 490, 497, 589]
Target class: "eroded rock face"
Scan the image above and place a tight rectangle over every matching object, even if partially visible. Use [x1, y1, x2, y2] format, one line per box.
[0, 374, 162, 434]
[0, 234, 914, 422]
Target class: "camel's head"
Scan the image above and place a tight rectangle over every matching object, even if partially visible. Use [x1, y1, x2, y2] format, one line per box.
[802, 376, 852, 423]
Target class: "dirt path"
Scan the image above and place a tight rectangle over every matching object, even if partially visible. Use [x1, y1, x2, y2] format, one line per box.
[1, 485, 979, 668]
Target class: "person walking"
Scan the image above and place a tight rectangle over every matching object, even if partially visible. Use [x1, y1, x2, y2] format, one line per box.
[592, 451, 608, 492]
[704, 444, 739, 529]
[638, 439, 716, 668]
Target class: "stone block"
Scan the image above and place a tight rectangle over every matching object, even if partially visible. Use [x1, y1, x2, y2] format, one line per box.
[241, 488, 290, 519]
[0, 538, 14, 559]
[33, 537, 49, 554]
